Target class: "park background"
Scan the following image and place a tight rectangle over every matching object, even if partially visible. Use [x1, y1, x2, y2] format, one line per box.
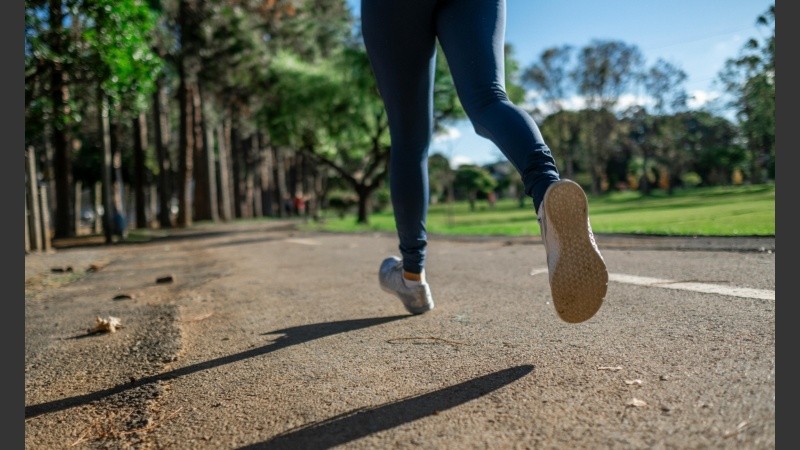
[24, 0, 775, 251]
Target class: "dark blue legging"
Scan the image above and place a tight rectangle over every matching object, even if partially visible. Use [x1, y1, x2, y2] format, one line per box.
[362, 0, 560, 274]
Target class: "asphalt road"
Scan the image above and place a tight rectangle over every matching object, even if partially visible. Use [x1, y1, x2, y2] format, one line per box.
[24, 221, 776, 449]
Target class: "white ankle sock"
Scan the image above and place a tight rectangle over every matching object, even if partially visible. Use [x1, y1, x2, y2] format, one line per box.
[402, 271, 425, 288]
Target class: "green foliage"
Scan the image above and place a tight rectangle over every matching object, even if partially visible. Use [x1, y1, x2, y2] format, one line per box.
[717, 4, 774, 182]
[326, 190, 357, 218]
[453, 165, 498, 197]
[522, 44, 574, 112]
[644, 59, 688, 114]
[428, 153, 454, 202]
[503, 43, 526, 104]
[81, 0, 162, 114]
[372, 187, 391, 213]
[681, 172, 702, 188]
[572, 39, 644, 110]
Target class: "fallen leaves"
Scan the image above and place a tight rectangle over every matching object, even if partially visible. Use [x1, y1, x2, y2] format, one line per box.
[626, 398, 647, 407]
[87, 316, 123, 334]
[597, 366, 623, 371]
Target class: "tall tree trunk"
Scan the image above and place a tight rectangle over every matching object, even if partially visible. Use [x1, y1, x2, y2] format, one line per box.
[42, 122, 57, 215]
[176, 0, 197, 227]
[177, 75, 194, 227]
[243, 135, 255, 218]
[93, 182, 102, 234]
[258, 133, 273, 216]
[25, 193, 31, 253]
[202, 96, 219, 222]
[310, 169, 324, 221]
[231, 124, 243, 218]
[192, 83, 215, 221]
[216, 121, 233, 221]
[640, 151, 652, 195]
[273, 146, 287, 218]
[98, 91, 114, 243]
[73, 180, 82, 234]
[49, 0, 73, 238]
[133, 112, 148, 229]
[355, 184, 374, 224]
[152, 77, 172, 228]
[26, 146, 42, 251]
[251, 132, 264, 217]
[110, 120, 125, 225]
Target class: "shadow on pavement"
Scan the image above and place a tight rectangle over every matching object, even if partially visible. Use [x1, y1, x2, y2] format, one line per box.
[240, 365, 535, 450]
[51, 222, 299, 250]
[25, 315, 408, 419]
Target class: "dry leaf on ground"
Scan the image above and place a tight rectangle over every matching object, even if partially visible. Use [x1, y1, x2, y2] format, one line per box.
[87, 316, 123, 334]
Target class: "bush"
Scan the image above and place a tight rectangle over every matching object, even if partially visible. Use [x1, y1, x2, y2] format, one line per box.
[326, 191, 357, 218]
[681, 172, 702, 188]
[372, 188, 391, 213]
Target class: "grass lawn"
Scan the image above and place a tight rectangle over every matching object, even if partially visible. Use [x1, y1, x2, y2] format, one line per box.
[305, 184, 775, 237]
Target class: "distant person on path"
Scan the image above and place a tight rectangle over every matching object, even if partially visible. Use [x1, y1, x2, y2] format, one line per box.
[363, 0, 608, 323]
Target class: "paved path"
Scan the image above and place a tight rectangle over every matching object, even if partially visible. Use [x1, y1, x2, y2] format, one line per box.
[24, 221, 775, 449]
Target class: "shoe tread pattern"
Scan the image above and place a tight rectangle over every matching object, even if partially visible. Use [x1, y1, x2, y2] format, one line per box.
[544, 180, 608, 323]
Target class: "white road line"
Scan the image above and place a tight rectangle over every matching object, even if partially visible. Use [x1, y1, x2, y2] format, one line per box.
[530, 268, 774, 300]
[608, 274, 774, 300]
[284, 238, 322, 246]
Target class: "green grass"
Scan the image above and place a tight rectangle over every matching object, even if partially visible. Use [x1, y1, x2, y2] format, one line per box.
[305, 184, 775, 237]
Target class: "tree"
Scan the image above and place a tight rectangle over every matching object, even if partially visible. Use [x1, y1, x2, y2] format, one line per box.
[264, 48, 389, 224]
[572, 40, 644, 193]
[522, 45, 579, 178]
[453, 165, 497, 211]
[25, 0, 77, 238]
[539, 109, 584, 181]
[25, 0, 161, 240]
[522, 45, 574, 114]
[427, 153, 453, 204]
[82, 0, 161, 241]
[642, 59, 688, 194]
[717, 4, 775, 183]
[675, 111, 743, 186]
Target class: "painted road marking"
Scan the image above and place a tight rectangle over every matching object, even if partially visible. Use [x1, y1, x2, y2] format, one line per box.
[285, 238, 322, 246]
[530, 267, 774, 300]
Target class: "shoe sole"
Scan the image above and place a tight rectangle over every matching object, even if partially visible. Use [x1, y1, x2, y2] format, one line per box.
[379, 284, 434, 315]
[543, 180, 608, 323]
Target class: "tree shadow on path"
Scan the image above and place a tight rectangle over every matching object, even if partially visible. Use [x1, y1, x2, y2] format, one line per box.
[25, 315, 408, 419]
[240, 365, 535, 450]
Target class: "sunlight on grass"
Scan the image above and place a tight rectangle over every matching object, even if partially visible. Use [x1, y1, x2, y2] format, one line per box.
[306, 184, 775, 237]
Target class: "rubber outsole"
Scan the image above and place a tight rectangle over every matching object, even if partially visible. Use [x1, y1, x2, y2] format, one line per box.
[542, 180, 608, 323]
[379, 257, 434, 315]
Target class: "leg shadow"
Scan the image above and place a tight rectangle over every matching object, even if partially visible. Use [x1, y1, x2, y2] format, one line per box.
[240, 365, 535, 450]
[25, 315, 408, 418]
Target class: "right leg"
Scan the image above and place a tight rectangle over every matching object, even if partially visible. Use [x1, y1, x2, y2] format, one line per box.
[435, 0, 607, 322]
[362, 0, 438, 314]
[361, 0, 438, 276]
[434, 0, 560, 214]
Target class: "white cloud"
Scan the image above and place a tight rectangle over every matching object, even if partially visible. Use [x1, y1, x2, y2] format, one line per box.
[525, 89, 726, 114]
[433, 126, 461, 143]
[449, 155, 475, 169]
[525, 92, 588, 116]
[615, 93, 651, 112]
[687, 90, 722, 109]
[560, 95, 587, 111]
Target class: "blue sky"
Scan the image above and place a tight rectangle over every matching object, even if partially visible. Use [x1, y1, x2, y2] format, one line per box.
[346, 0, 773, 167]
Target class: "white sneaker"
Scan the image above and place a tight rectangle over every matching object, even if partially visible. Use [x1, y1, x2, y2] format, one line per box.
[538, 179, 608, 323]
[379, 256, 434, 314]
